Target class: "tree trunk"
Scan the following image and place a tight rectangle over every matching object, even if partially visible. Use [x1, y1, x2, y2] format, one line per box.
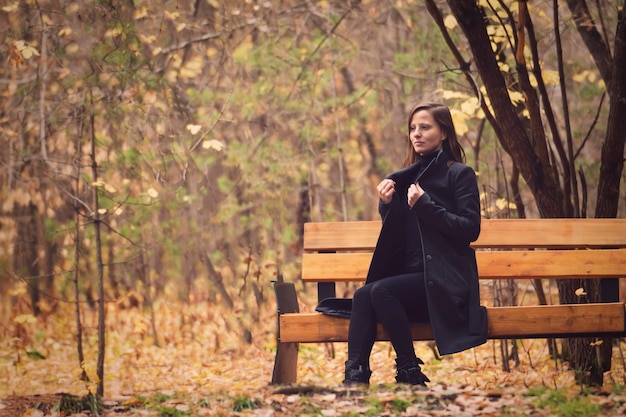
[565, 0, 613, 89]
[595, 9, 626, 219]
[14, 203, 41, 316]
[443, 0, 566, 218]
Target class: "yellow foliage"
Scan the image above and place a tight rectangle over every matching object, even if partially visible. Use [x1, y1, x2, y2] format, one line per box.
[233, 35, 254, 63]
[509, 91, 525, 104]
[2, 3, 18, 12]
[13, 314, 37, 324]
[542, 70, 560, 85]
[202, 139, 225, 151]
[13, 40, 40, 60]
[186, 124, 202, 135]
[451, 110, 469, 137]
[440, 89, 470, 100]
[573, 70, 597, 83]
[460, 97, 479, 115]
[444, 14, 457, 30]
[180, 56, 203, 79]
[495, 197, 516, 211]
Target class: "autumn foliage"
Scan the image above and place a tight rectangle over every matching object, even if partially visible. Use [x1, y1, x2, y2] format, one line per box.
[1, 0, 625, 412]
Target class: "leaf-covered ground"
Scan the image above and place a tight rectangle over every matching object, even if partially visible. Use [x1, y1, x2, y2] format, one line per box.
[1, 301, 625, 416]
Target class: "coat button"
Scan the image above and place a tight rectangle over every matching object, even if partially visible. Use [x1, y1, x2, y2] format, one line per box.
[426, 255, 432, 261]
[428, 281, 434, 288]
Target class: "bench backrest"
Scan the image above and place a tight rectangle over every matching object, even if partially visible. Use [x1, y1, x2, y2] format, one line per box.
[302, 219, 626, 283]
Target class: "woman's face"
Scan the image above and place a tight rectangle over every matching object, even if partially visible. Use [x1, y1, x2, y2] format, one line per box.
[408, 110, 447, 155]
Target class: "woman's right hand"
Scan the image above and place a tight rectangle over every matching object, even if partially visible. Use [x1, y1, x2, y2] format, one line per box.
[377, 179, 396, 204]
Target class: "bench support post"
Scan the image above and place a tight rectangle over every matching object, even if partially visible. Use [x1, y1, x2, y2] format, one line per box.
[271, 275, 300, 385]
[600, 278, 620, 372]
[318, 282, 336, 303]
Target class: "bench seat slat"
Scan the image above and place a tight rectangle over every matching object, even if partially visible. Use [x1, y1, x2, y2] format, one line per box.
[279, 303, 626, 343]
[301, 249, 626, 282]
[303, 219, 626, 251]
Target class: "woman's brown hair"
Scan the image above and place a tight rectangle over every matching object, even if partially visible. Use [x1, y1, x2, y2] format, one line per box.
[402, 102, 466, 168]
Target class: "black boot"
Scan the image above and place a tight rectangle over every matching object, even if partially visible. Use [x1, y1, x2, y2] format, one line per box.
[395, 356, 430, 387]
[343, 359, 372, 386]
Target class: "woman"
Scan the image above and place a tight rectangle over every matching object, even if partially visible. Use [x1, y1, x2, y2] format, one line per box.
[343, 102, 487, 386]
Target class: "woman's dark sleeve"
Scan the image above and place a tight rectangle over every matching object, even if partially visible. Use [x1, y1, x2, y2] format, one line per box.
[378, 199, 391, 219]
[412, 164, 481, 243]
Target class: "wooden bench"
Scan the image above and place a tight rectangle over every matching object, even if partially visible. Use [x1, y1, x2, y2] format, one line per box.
[271, 218, 626, 384]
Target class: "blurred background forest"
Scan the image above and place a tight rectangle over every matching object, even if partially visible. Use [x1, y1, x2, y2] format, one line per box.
[1, 0, 625, 396]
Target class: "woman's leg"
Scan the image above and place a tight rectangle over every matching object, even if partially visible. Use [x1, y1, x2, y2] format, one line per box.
[347, 284, 378, 364]
[344, 284, 377, 384]
[370, 272, 428, 358]
[370, 273, 430, 385]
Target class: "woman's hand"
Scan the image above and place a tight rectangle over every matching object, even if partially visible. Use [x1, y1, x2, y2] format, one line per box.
[377, 179, 396, 204]
[408, 182, 425, 208]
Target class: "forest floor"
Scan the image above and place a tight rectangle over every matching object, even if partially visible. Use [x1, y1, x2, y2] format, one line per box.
[1, 299, 626, 416]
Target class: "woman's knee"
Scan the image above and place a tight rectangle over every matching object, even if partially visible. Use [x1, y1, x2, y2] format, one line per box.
[353, 284, 373, 304]
[370, 280, 392, 299]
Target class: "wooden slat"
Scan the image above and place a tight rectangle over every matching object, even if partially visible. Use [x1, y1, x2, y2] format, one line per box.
[301, 249, 626, 282]
[303, 221, 380, 251]
[279, 303, 626, 343]
[476, 219, 626, 248]
[303, 219, 626, 251]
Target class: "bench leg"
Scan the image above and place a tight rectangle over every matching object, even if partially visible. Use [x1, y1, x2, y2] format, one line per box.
[271, 341, 299, 384]
[271, 276, 300, 385]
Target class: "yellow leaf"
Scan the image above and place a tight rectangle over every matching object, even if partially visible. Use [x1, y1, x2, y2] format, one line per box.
[14, 314, 37, 324]
[575, 287, 587, 297]
[104, 27, 121, 38]
[440, 89, 469, 100]
[9, 285, 27, 296]
[451, 110, 469, 136]
[179, 56, 203, 79]
[495, 198, 508, 210]
[134, 6, 148, 20]
[444, 14, 457, 29]
[58, 27, 72, 37]
[460, 97, 479, 114]
[203, 139, 225, 151]
[164, 10, 180, 20]
[498, 62, 510, 73]
[572, 71, 587, 83]
[104, 183, 117, 193]
[2, 3, 18, 12]
[509, 91, 525, 104]
[233, 35, 254, 62]
[542, 70, 560, 85]
[21, 48, 34, 59]
[67, 43, 80, 54]
[187, 124, 202, 135]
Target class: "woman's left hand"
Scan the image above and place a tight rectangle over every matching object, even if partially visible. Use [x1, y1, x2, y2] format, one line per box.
[408, 182, 425, 208]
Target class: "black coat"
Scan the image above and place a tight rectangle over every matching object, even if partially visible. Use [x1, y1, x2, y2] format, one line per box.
[365, 151, 488, 355]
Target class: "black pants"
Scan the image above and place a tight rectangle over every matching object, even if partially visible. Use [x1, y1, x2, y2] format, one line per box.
[347, 272, 429, 365]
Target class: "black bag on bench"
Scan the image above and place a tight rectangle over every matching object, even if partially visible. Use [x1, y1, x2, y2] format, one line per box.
[315, 297, 353, 318]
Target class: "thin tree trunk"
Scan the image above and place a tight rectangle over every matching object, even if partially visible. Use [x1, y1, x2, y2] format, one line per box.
[74, 117, 88, 382]
[90, 111, 106, 397]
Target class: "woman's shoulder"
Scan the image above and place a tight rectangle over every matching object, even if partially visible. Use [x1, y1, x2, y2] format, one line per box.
[447, 160, 475, 175]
